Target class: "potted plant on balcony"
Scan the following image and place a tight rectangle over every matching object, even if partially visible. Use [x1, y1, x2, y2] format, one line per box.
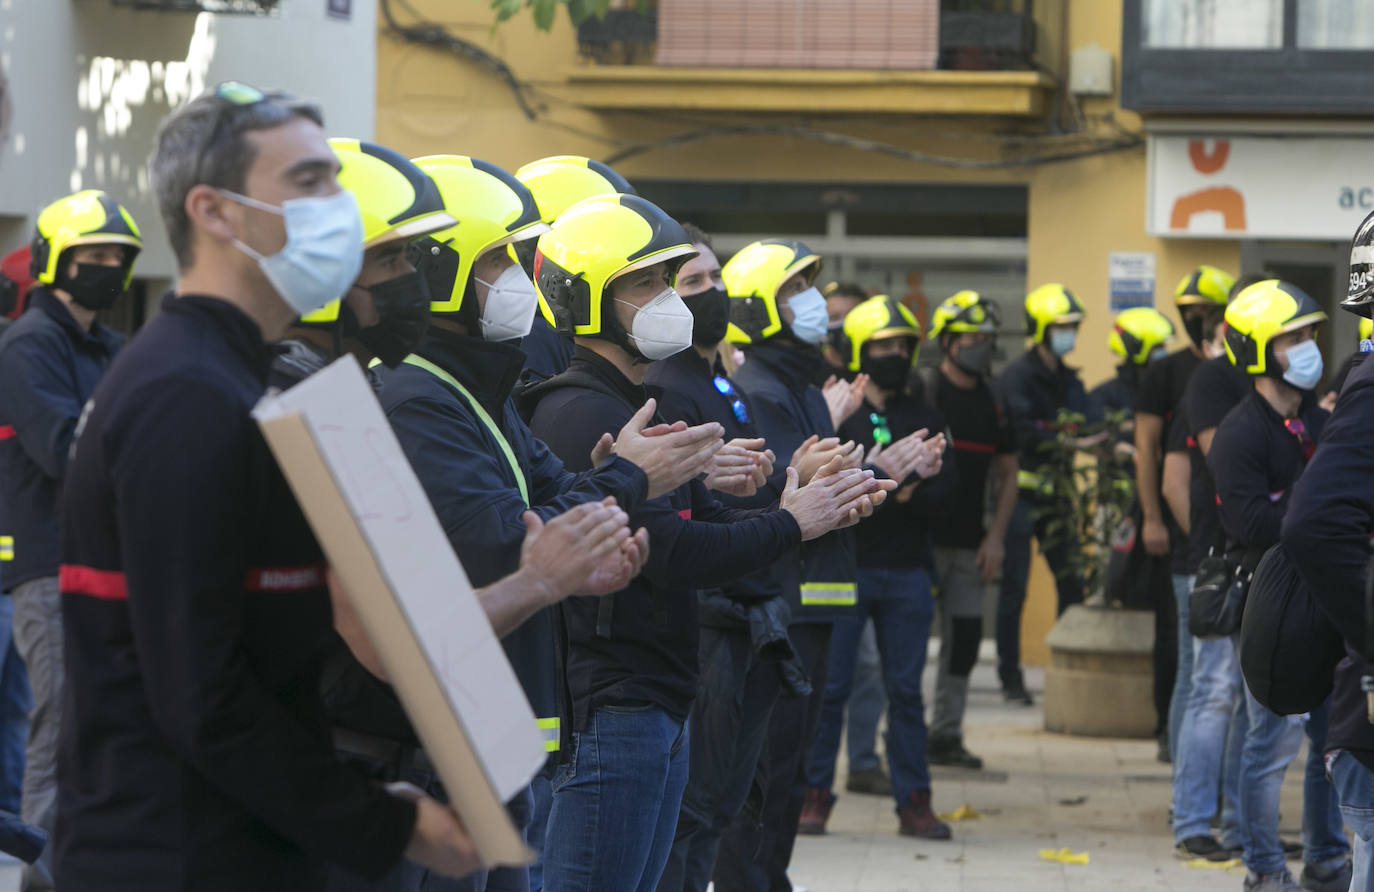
[1031, 408, 1160, 739]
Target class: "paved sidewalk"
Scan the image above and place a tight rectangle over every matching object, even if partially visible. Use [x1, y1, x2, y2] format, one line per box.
[788, 652, 1312, 892]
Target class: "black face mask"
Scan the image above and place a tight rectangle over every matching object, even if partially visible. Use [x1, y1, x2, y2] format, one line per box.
[952, 339, 994, 376]
[1183, 314, 1209, 349]
[683, 286, 730, 347]
[860, 353, 910, 392]
[356, 271, 432, 368]
[59, 263, 127, 311]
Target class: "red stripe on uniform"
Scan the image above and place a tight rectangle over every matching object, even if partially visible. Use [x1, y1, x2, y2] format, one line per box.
[678, 509, 692, 520]
[243, 563, 327, 593]
[59, 564, 128, 601]
[0, 425, 15, 440]
[952, 439, 996, 455]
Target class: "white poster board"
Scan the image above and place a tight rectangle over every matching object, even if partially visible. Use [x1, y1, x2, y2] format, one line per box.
[253, 355, 544, 866]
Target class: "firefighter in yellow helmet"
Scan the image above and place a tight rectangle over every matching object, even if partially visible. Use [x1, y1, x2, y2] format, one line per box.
[919, 290, 1018, 770]
[1090, 306, 1176, 420]
[0, 189, 140, 886]
[799, 294, 956, 840]
[270, 138, 456, 389]
[513, 155, 638, 382]
[993, 283, 1090, 705]
[523, 199, 894, 892]
[1135, 265, 1234, 579]
[376, 162, 733, 892]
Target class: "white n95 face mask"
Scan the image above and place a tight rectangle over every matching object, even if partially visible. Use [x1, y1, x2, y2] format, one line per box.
[219, 188, 364, 317]
[617, 287, 694, 360]
[786, 286, 829, 345]
[475, 264, 540, 342]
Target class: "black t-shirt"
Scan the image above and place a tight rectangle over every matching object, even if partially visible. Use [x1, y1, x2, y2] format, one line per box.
[1137, 347, 1202, 422]
[929, 371, 1017, 549]
[1164, 415, 1191, 573]
[1180, 356, 1251, 571]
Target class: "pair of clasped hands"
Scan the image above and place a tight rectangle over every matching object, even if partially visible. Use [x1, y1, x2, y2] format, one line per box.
[398, 390, 944, 879]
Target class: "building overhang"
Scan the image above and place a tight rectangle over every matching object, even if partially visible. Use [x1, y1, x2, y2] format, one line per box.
[562, 67, 1055, 117]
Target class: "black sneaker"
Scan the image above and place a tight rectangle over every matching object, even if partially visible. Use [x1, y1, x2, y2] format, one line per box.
[1283, 839, 1304, 860]
[1176, 835, 1233, 862]
[1002, 679, 1034, 706]
[1299, 860, 1352, 892]
[928, 737, 984, 770]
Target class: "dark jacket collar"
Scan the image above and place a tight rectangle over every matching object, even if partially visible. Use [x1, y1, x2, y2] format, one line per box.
[569, 345, 653, 410]
[29, 287, 119, 353]
[744, 341, 824, 393]
[415, 326, 526, 417]
[164, 293, 273, 383]
[656, 346, 714, 381]
[1024, 346, 1080, 384]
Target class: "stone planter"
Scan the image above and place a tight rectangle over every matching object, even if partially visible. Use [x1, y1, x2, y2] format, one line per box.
[1043, 604, 1156, 739]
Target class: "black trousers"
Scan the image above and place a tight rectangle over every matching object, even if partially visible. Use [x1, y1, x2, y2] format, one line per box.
[713, 623, 832, 892]
[656, 624, 784, 892]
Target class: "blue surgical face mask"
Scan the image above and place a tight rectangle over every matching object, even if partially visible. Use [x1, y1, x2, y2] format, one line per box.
[1281, 339, 1323, 391]
[1150, 346, 1170, 363]
[1048, 327, 1077, 357]
[220, 188, 364, 317]
[785, 286, 829, 345]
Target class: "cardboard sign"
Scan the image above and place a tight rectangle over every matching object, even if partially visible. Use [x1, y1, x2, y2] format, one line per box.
[253, 355, 543, 866]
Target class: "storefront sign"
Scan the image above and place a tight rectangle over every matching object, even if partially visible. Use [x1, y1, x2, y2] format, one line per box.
[1108, 251, 1156, 313]
[1147, 134, 1374, 241]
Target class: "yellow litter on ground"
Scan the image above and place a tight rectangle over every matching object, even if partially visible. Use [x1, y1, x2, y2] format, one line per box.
[1038, 848, 1089, 865]
[937, 804, 981, 821]
[1184, 857, 1244, 871]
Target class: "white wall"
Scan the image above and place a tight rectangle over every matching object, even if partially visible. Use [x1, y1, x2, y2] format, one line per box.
[0, 0, 378, 281]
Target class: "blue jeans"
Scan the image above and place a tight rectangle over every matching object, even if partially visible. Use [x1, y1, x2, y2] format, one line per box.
[1172, 635, 1244, 845]
[543, 704, 689, 892]
[1168, 575, 1193, 764]
[1330, 751, 1374, 892]
[1299, 701, 1348, 871]
[526, 765, 553, 891]
[807, 566, 934, 807]
[845, 621, 886, 774]
[0, 596, 29, 816]
[998, 495, 1084, 685]
[1235, 682, 1311, 875]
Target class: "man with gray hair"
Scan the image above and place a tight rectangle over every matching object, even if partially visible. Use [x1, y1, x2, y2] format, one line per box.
[53, 82, 482, 891]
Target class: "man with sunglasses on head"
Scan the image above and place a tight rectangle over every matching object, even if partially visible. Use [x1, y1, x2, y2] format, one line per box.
[1205, 281, 1349, 892]
[54, 83, 483, 891]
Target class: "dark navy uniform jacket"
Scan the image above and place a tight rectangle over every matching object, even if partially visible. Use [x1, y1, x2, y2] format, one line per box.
[56, 294, 414, 891]
[0, 287, 122, 590]
[379, 327, 649, 750]
[525, 346, 803, 729]
[731, 341, 858, 624]
[644, 347, 785, 606]
[1283, 354, 1374, 771]
[995, 346, 1093, 485]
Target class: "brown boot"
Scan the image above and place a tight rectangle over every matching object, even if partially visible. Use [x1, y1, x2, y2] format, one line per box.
[797, 787, 835, 835]
[898, 789, 952, 839]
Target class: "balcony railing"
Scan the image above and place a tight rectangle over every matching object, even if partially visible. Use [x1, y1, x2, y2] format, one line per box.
[577, 0, 1038, 72]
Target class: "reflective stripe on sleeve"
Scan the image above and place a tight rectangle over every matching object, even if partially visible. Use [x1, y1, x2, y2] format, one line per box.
[538, 716, 561, 753]
[800, 582, 857, 607]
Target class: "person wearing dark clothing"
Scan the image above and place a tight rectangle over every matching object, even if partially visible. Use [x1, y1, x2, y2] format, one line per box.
[1204, 280, 1348, 892]
[921, 291, 1019, 770]
[1089, 306, 1179, 758]
[0, 189, 141, 892]
[525, 202, 887, 892]
[1283, 332, 1374, 892]
[1170, 349, 1253, 862]
[993, 283, 1091, 705]
[801, 295, 955, 840]
[55, 82, 490, 892]
[1135, 269, 1232, 767]
[648, 227, 801, 892]
[713, 242, 919, 892]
